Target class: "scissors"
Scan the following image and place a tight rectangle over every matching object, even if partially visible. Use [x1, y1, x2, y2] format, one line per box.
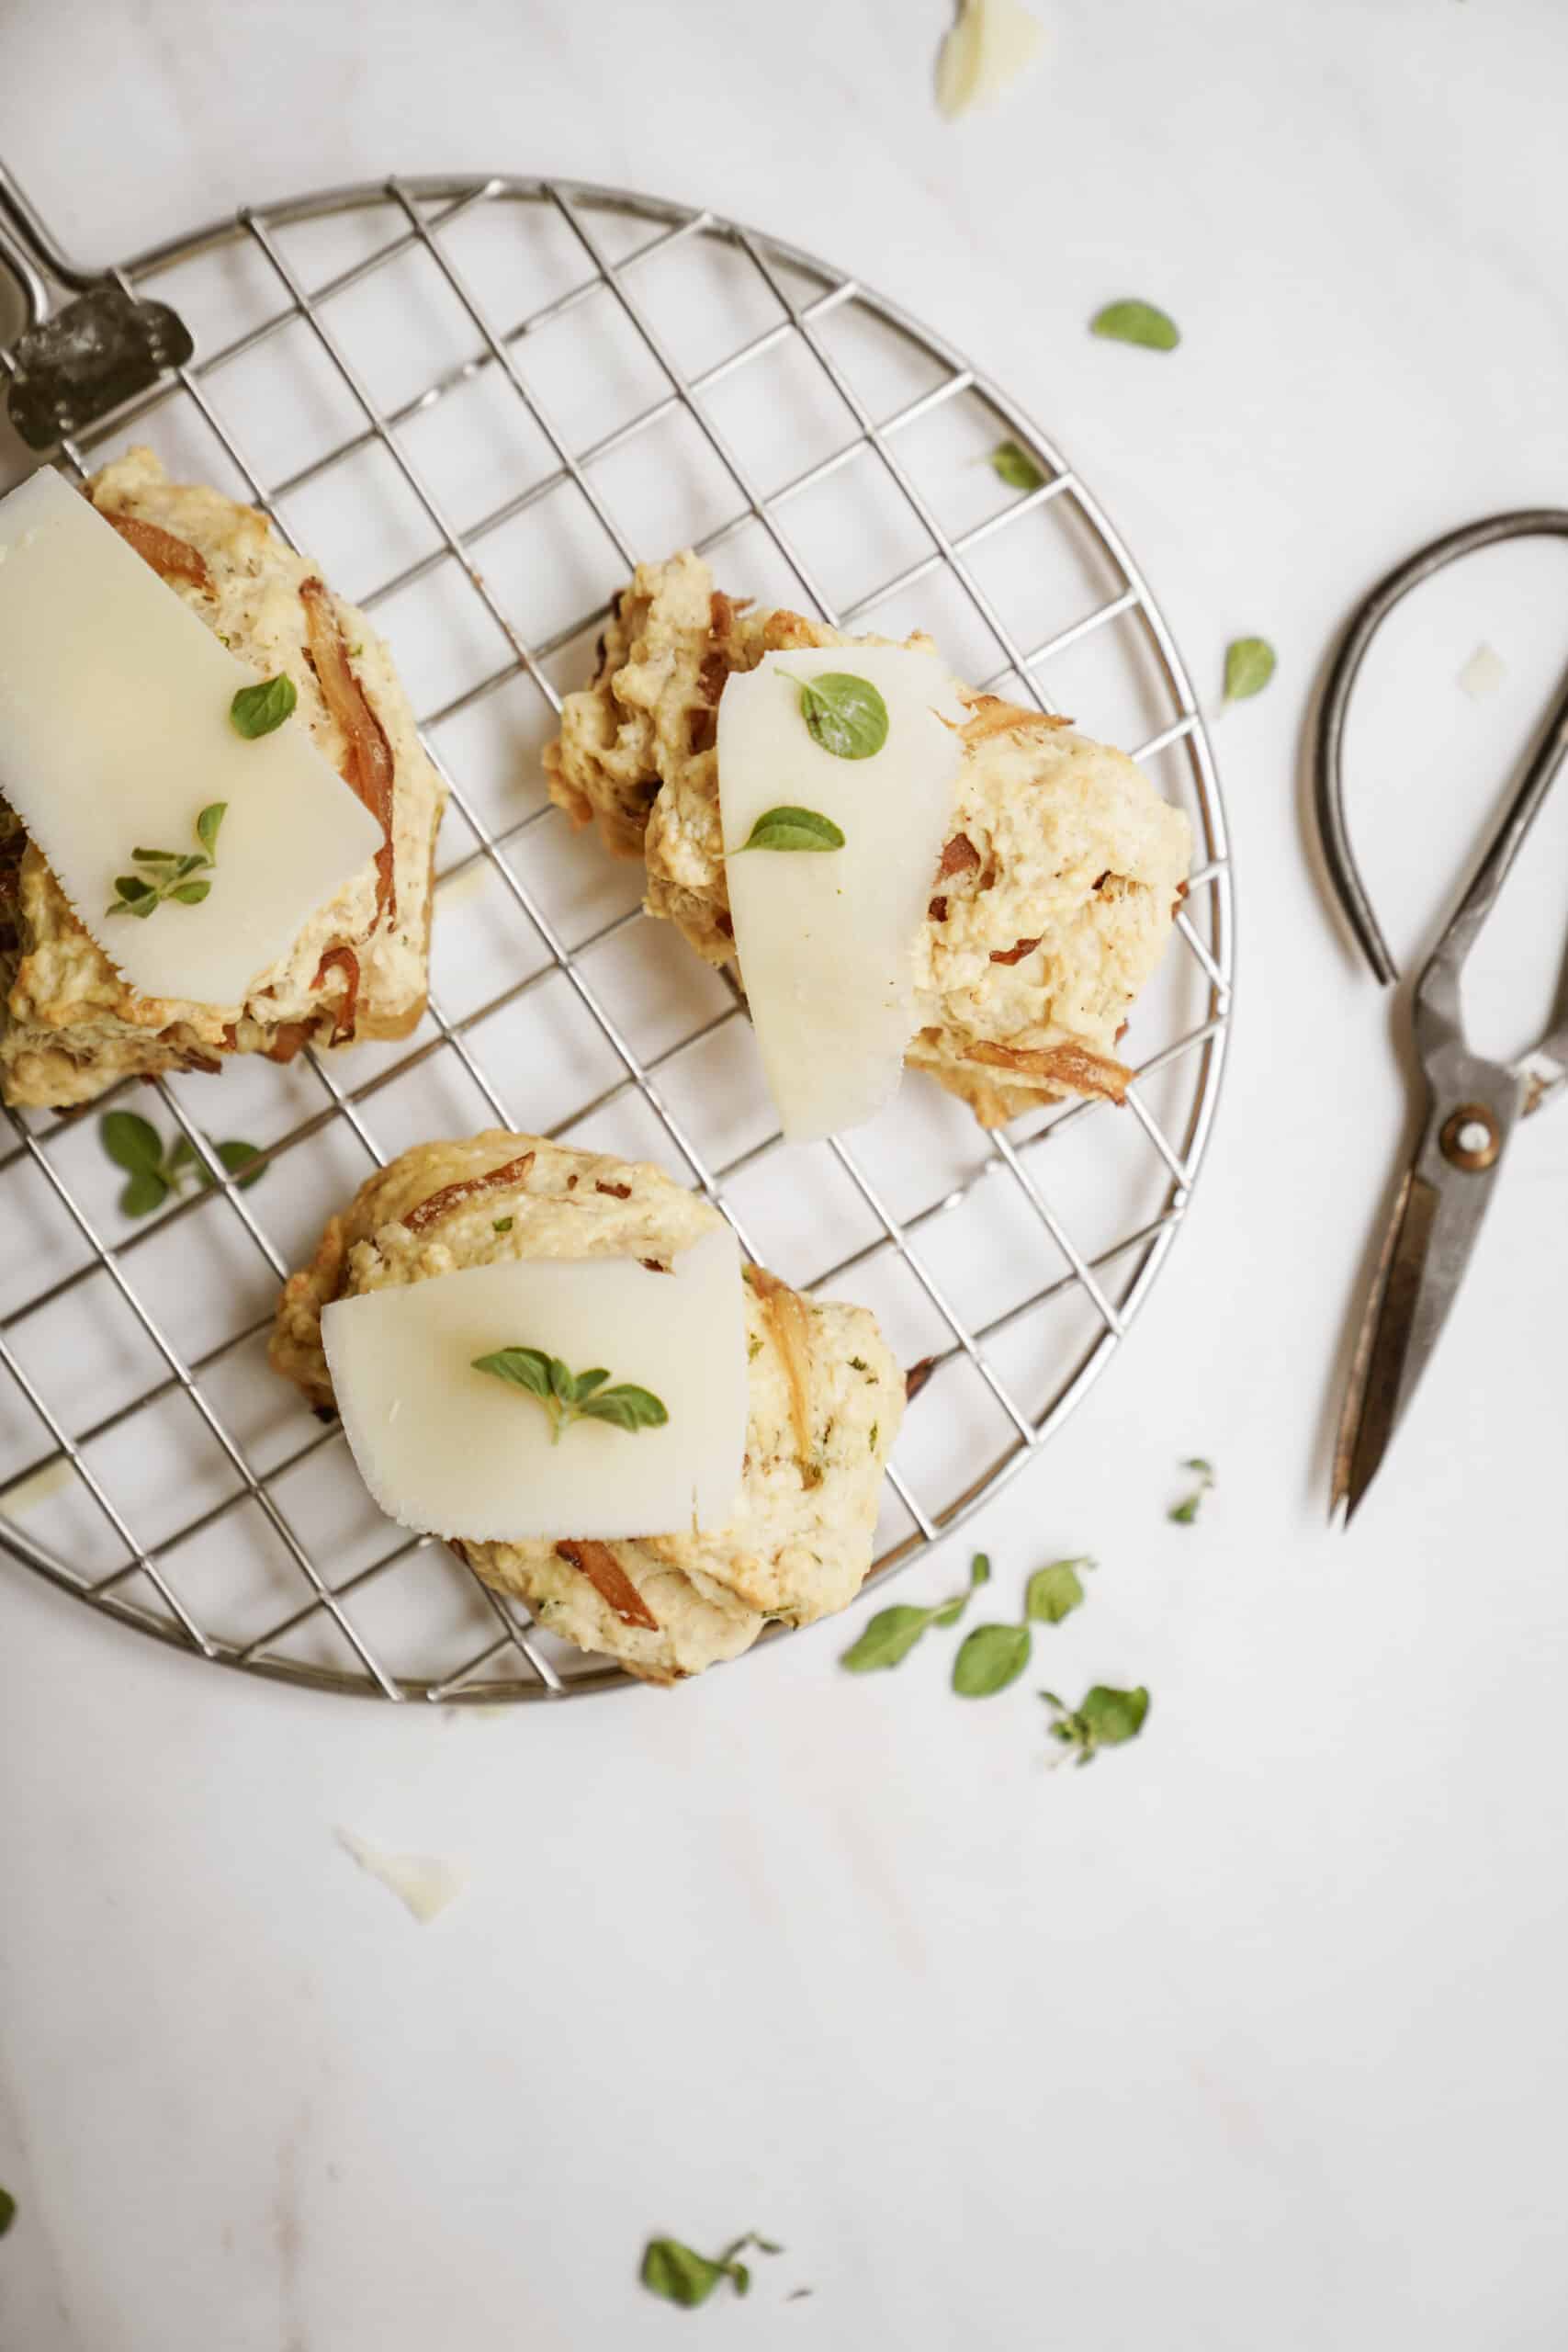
[1314, 511, 1568, 1522]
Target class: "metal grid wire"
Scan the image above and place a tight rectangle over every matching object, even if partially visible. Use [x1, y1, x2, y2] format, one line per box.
[0, 175, 1233, 1702]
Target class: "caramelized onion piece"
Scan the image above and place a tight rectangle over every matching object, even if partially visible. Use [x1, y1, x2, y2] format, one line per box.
[963, 1039, 1131, 1104]
[265, 1021, 314, 1064]
[555, 1539, 660, 1632]
[299, 576, 397, 926]
[402, 1149, 536, 1237]
[747, 1263, 819, 1487]
[937, 832, 982, 882]
[312, 945, 361, 1045]
[102, 511, 211, 591]
[957, 692, 1072, 745]
[988, 935, 1042, 967]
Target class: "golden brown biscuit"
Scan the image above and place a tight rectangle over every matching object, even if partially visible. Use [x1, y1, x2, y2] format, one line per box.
[545, 551, 1192, 1126]
[269, 1131, 904, 1681]
[0, 449, 446, 1109]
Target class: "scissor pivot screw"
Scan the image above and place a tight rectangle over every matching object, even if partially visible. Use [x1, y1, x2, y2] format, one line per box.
[1440, 1105, 1500, 1170]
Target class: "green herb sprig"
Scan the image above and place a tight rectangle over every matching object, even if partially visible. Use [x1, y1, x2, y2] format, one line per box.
[780, 669, 889, 761]
[840, 1552, 990, 1672]
[1223, 638, 1276, 703]
[107, 801, 225, 921]
[99, 1111, 265, 1218]
[640, 2233, 783, 2308]
[230, 673, 298, 739]
[1042, 1684, 1150, 1765]
[1168, 1457, 1214, 1524]
[0, 2186, 14, 2239]
[732, 806, 845, 855]
[472, 1347, 668, 1443]
[1089, 298, 1180, 352]
[952, 1556, 1096, 1697]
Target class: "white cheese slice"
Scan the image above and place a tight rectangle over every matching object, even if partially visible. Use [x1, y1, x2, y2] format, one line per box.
[718, 645, 965, 1141]
[335, 1828, 468, 1925]
[0, 468, 383, 1010]
[321, 1227, 747, 1544]
[936, 0, 1047, 119]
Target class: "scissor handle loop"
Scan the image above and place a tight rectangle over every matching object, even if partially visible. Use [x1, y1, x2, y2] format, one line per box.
[1314, 509, 1568, 987]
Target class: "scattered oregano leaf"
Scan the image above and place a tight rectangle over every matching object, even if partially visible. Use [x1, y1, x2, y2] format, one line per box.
[492, 1216, 513, 1234]
[106, 801, 226, 920]
[1025, 1556, 1092, 1624]
[1042, 1684, 1150, 1765]
[99, 1112, 265, 1217]
[1089, 298, 1180, 352]
[0, 2186, 14, 2238]
[1223, 638, 1275, 703]
[473, 1347, 668, 1444]
[1168, 1456, 1214, 1524]
[732, 805, 846, 854]
[840, 1552, 989, 1671]
[781, 670, 889, 760]
[640, 2233, 783, 2309]
[989, 439, 1047, 494]
[230, 673, 299, 739]
[952, 1620, 1031, 1697]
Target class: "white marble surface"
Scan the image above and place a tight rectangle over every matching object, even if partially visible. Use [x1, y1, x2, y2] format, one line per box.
[4, 2, 1568, 2346]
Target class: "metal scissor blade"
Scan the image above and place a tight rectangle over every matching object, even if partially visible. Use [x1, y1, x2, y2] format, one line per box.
[1332, 1120, 1507, 1523]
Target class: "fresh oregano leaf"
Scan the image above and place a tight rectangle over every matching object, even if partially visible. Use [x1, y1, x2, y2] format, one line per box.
[170, 879, 211, 905]
[473, 1346, 553, 1400]
[197, 801, 228, 858]
[230, 673, 299, 739]
[640, 2233, 776, 2308]
[733, 805, 846, 854]
[215, 1139, 265, 1191]
[640, 2239, 731, 2308]
[1043, 1683, 1150, 1764]
[1025, 1557, 1092, 1624]
[841, 1604, 936, 1672]
[99, 1111, 164, 1174]
[1090, 298, 1180, 351]
[492, 1216, 513, 1234]
[118, 1167, 169, 1219]
[783, 670, 890, 760]
[953, 1622, 1032, 1697]
[578, 1384, 670, 1435]
[1223, 638, 1275, 703]
[0, 2186, 14, 2238]
[989, 441, 1046, 494]
[1168, 1456, 1215, 1525]
[473, 1348, 668, 1444]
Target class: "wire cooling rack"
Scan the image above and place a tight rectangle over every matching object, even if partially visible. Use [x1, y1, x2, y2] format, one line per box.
[0, 172, 1233, 1702]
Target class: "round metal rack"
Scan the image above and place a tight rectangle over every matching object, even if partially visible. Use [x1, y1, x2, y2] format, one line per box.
[0, 174, 1233, 1701]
